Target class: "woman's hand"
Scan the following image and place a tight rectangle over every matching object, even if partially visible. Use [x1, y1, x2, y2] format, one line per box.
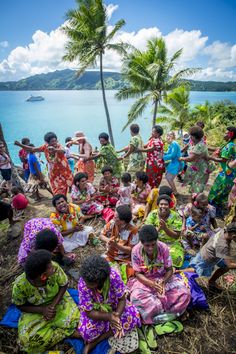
[42, 304, 56, 320]
[117, 156, 124, 161]
[109, 312, 122, 331]
[14, 140, 21, 146]
[159, 219, 167, 231]
[155, 280, 165, 296]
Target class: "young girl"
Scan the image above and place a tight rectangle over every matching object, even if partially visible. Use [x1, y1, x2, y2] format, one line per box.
[182, 206, 209, 255]
[132, 171, 151, 218]
[12, 250, 80, 353]
[0, 141, 12, 191]
[11, 186, 28, 219]
[116, 172, 133, 208]
[71, 172, 103, 216]
[98, 165, 120, 207]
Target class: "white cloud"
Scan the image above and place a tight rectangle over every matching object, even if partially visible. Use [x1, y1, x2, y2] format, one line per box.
[106, 4, 119, 20]
[0, 41, 9, 48]
[0, 3, 235, 82]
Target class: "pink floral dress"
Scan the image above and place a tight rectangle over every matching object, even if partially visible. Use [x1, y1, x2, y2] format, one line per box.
[146, 137, 165, 187]
[71, 183, 103, 215]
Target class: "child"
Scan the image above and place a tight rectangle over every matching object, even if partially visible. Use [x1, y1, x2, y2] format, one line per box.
[189, 222, 236, 290]
[0, 140, 12, 191]
[65, 137, 75, 173]
[116, 172, 133, 208]
[12, 250, 80, 353]
[183, 206, 209, 255]
[27, 144, 52, 200]
[18, 137, 30, 182]
[11, 186, 28, 219]
[98, 165, 120, 207]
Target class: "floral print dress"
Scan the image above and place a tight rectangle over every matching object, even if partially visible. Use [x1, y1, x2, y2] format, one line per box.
[127, 135, 145, 178]
[183, 141, 212, 193]
[12, 262, 80, 353]
[208, 140, 236, 208]
[38, 143, 73, 196]
[145, 209, 184, 267]
[146, 137, 165, 187]
[78, 268, 141, 342]
[71, 183, 103, 215]
[132, 183, 152, 217]
[97, 143, 123, 178]
[128, 241, 190, 324]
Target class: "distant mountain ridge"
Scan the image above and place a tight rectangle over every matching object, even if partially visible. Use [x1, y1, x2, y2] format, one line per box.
[0, 69, 236, 91]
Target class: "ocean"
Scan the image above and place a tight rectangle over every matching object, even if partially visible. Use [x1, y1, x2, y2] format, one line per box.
[1, 90, 236, 164]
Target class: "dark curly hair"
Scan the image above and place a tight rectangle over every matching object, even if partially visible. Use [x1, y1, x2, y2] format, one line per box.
[159, 185, 173, 196]
[130, 124, 140, 134]
[52, 194, 67, 207]
[189, 126, 204, 141]
[101, 165, 113, 175]
[153, 125, 163, 136]
[35, 229, 58, 252]
[80, 255, 110, 286]
[116, 204, 132, 223]
[139, 225, 158, 243]
[157, 194, 172, 206]
[44, 132, 57, 144]
[227, 127, 236, 140]
[73, 172, 88, 186]
[98, 132, 109, 141]
[226, 222, 236, 233]
[121, 172, 131, 184]
[136, 171, 149, 184]
[24, 250, 52, 280]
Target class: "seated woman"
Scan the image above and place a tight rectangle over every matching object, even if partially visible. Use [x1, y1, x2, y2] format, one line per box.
[17, 217, 71, 266]
[12, 250, 80, 353]
[132, 171, 151, 219]
[145, 194, 184, 268]
[143, 185, 176, 221]
[98, 165, 120, 207]
[100, 205, 139, 280]
[71, 172, 103, 216]
[50, 194, 94, 252]
[181, 193, 217, 235]
[78, 255, 141, 354]
[129, 225, 190, 324]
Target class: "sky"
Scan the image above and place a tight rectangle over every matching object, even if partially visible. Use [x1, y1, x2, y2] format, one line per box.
[0, 0, 236, 82]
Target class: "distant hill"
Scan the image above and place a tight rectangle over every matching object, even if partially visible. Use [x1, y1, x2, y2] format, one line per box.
[0, 69, 236, 91]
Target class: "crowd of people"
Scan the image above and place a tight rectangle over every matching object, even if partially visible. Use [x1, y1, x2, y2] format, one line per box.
[0, 122, 236, 353]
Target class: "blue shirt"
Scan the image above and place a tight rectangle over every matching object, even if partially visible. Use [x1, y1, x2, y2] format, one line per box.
[28, 153, 41, 175]
[163, 141, 183, 175]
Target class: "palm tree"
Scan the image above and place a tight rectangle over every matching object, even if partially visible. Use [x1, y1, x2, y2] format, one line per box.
[156, 85, 191, 136]
[190, 101, 222, 130]
[63, 0, 126, 146]
[116, 37, 198, 130]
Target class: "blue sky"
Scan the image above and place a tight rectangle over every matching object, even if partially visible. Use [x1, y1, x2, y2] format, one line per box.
[1, 0, 236, 82]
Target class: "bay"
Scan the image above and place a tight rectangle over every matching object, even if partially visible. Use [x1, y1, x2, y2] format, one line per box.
[1, 90, 236, 164]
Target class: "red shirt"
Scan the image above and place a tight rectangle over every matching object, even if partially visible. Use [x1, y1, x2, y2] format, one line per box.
[12, 193, 28, 210]
[19, 149, 29, 170]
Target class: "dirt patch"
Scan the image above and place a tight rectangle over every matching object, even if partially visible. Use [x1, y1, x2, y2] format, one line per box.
[0, 176, 235, 354]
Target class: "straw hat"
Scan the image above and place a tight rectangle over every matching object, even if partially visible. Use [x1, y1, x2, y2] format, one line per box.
[73, 131, 87, 141]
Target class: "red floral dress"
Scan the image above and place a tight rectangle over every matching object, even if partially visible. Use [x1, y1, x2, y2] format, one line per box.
[39, 143, 73, 195]
[146, 137, 165, 187]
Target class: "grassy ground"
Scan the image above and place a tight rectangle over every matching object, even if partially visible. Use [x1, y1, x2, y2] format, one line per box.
[0, 175, 235, 354]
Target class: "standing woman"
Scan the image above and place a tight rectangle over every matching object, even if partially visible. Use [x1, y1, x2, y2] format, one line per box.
[15, 132, 73, 196]
[163, 132, 183, 195]
[119, 124, 145, 180]
[208, 127, 236, 216]
[89, 133, 122, 179]
[180, 126, 211, 194]
[139, 125, 165, 188]
[70, 131, 95, 183]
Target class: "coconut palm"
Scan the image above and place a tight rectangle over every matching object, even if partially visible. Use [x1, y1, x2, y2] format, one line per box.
[190, 101, 222, 130]
[116, 37, 198, 130]
[156, 85, 191, 136]
[63, 0, 126, 146]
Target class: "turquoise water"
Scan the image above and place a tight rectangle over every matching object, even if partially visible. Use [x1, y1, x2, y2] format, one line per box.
[1, 90, 236, 164]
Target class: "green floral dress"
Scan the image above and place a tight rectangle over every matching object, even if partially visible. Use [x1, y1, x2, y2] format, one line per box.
[145, 210, 184, 267]
[12, 262, 80, 353]
[97, 143, 123, 178]
[209, 140, 236, 207]
[183, 141, 213, 193]
[127, 134, 145, 178]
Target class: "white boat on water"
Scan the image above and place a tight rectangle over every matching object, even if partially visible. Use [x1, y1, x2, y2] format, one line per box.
[26, 95, 45, 102]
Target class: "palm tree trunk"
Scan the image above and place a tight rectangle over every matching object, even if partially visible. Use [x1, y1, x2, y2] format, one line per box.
[152, 99, 158, 127]
[99, 52, 115, 146]
[0, 123, 24, 189]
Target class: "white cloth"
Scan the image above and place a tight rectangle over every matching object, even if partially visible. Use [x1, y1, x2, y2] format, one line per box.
[63, 225, 93, 252]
